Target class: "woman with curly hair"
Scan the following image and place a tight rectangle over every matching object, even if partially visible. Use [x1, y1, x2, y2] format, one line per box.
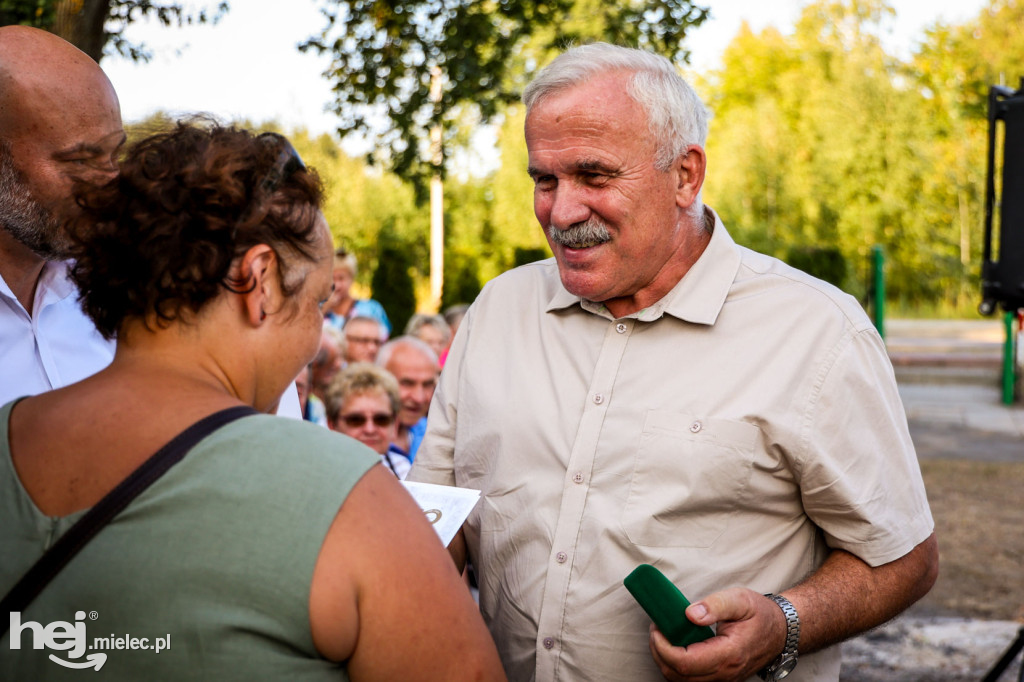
[0, 122, 504, 681]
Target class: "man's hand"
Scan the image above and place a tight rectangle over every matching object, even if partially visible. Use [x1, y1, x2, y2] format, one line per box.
[647, 535, 940, 681]
[648, 588, 785, 682]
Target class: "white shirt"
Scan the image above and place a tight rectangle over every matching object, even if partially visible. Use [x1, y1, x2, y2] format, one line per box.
[0, 261, 114, 405]
[0, 261, 303, 417]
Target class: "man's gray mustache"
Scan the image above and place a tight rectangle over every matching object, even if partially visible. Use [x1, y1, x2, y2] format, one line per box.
[547, 219, 612, 249]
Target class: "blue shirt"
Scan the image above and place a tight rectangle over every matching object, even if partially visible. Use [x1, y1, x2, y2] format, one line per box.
[407, 417, 428, 462]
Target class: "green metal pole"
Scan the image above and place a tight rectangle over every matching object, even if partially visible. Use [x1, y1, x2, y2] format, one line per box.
[872, 246, 885, 340]
[1002, 311, 1016, 405]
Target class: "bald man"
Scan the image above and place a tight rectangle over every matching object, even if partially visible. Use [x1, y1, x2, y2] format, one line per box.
[0, 26, 125, 405]
[0, 27, 306, 417]
[377, 336, 439, 461]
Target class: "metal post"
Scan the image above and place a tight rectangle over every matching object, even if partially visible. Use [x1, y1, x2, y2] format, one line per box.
[872, 245, 885, 340]
[1003, 310, 1017, 405]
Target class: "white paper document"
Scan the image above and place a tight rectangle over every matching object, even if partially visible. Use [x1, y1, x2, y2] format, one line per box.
[401, 481, 481, 546]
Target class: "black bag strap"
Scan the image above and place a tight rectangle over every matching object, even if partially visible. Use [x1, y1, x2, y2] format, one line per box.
[1, 404, 258, 633]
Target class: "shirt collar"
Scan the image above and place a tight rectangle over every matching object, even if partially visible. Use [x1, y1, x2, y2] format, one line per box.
[544, 207, 741, 326]
[0, 260, 76, 310]
[36, 260, 78, 303]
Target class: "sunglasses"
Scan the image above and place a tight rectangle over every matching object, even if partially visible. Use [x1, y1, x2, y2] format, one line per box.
[339, 412, 395, 428]
[256, 132, 306, 194]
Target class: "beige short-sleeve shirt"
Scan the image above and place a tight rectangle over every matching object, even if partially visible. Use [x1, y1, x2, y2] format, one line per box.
[409, 210, 934, 682]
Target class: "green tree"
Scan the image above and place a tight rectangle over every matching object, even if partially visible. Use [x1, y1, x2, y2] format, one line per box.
[268, 128, 429, 296]
[0, 0, 227, 63]
[513, 247, 550, 267]
[301, 0, 708, 309]
[370, 224, 418, 334]
[914, 0, 1024, 122]
[785, 247, 848, 288]
[441, 175, 490, 289]
[440, 250, 481, 309]
[301, 0, 709, 192]
[486, 106, 550, 276]
[703, 0, 953, 303]
[911, 0, 1024, 307]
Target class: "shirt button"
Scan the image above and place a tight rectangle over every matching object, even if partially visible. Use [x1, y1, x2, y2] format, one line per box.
[572, 472, 584, 484]
[543, 637, 555, 650]
[556, 551, 568, 563]
[594, 394, 605, 405]
[690, 421, 702, 433]
[616, 323, 627, 333]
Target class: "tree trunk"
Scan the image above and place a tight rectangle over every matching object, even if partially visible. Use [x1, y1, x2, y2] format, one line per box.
[51, 0, 112, 62]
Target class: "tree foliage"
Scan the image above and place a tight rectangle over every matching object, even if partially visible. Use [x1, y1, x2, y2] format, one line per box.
[0, 0, 227, 62]
[371, 223, 418, 334]
[698, 0, 1024, 309]
[441, 251, 482, 309]
[301, 0, 709, 193]
[121, 0, 1024, 316]
[487, 106, 550, 274]
[786, 247, 848, 288]
[914, 0, 1024, 121]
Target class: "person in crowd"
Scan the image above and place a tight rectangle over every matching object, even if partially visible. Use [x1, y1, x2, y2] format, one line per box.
[377, 336, 439, 462]
[297, 361, 327, 427]
[404, 312, 451, 361]
[442, 304, 469, 340]
[296, 362, 313, 411]
[323, 247, 391, 336]
[325, 363, 410, 479]
[409, 43, 937, 681]
[343, 315, 385, 364]
[0, 122, 505, 680]
[310, 324, 344, 401]
[0, 26, 304, 417]
[0, 26, 123, 406]
[441, 303, 470, 366]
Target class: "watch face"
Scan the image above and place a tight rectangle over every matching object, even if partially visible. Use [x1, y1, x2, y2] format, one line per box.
[772, 655, 799, 680]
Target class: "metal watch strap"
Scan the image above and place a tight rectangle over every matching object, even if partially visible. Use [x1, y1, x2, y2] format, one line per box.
[758, 593, 800, 681]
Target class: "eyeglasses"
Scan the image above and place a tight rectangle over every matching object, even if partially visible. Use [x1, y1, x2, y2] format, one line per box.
[346, 335, 383, 346]
[256, 132, 306, 194]
[339, 412, 394, 428]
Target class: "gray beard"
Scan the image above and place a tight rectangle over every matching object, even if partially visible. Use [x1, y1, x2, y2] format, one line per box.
[547, 217, 612, 249]
[0, 145, 68, 261]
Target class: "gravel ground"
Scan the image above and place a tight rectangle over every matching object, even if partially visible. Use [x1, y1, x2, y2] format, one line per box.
[838, 421, 1024, 681]
[842, 617, 1022, 681]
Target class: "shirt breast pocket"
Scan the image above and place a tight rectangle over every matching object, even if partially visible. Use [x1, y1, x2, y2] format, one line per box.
[621, 411, 759, 548]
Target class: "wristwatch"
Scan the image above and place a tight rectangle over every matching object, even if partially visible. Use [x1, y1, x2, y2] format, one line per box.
[758, 593, 800, 681]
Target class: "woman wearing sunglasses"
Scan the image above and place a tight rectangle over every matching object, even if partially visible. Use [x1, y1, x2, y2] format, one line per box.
[0, 122, 504, 681]
[325, 363, 410, 480]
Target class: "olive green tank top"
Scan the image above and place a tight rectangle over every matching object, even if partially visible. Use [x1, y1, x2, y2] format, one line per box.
[0, 400, 378, 680]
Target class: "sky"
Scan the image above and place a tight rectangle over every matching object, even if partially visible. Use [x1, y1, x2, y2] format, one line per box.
[103, 0, 988, 147]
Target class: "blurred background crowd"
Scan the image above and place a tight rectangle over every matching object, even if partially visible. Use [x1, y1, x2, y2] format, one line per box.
[294, 244, 470, 476]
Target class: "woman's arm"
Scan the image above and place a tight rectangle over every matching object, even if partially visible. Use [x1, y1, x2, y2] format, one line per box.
[309, 464, 505, 681]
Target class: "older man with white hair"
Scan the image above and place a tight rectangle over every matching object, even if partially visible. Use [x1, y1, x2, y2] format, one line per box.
[410, 43, 937, 682]
[377, 335, 439, 461]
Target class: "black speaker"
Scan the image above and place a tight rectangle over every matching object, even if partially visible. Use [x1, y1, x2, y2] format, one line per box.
[981, 80, 1024, 314]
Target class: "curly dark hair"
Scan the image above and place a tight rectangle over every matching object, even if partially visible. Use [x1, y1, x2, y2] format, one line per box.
[68, 120, 325, 339]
